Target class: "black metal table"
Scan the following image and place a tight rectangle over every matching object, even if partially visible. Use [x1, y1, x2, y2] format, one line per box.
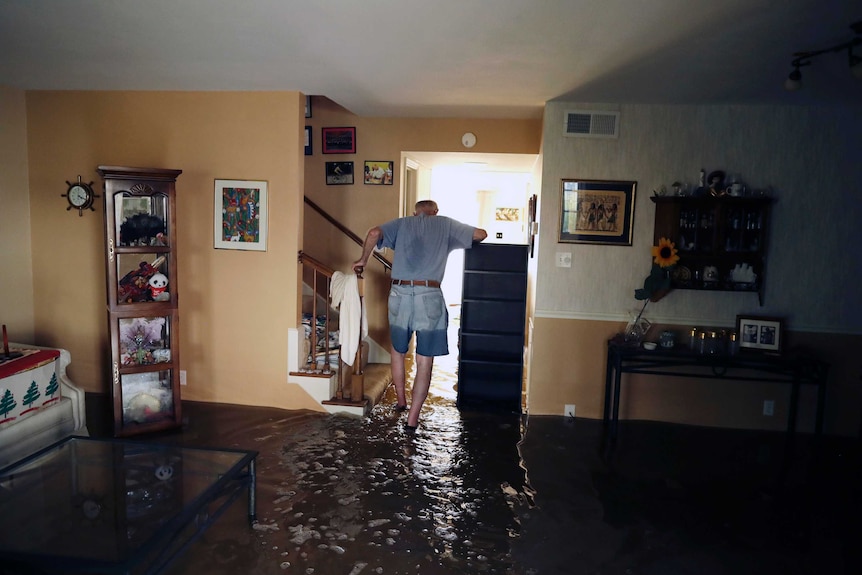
[0, 435, 258, 575]
[604, 340, 829, 439]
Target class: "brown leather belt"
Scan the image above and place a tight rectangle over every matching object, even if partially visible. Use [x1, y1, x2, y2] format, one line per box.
[392, 279, 440, 288]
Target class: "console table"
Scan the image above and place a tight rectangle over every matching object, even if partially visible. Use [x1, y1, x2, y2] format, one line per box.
[604, 339, 829, 439]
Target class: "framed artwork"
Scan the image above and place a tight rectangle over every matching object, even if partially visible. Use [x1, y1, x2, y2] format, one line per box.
[495, 207, 521, 221]
[363, 161, 393, 185]
[322, 127, 356, 154]
[213, 179, 268, 251]
[325, 161, 354, 185]
[304, 126, 312, 156]
[737, 315, 783, 353]
[558, 179, 636, 245]
[305, 95, 312, 118]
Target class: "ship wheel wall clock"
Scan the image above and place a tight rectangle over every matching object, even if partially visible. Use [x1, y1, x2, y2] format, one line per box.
[63, 175, 99, 216]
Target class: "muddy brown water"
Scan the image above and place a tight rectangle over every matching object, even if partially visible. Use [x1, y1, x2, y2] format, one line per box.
[163, 355, 540, 575]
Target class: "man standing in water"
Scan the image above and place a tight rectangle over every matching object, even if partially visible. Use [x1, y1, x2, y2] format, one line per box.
[353, 200, 487, 431]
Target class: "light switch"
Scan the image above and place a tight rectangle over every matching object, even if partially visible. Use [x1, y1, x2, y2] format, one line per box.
[556, 252, 572, 267]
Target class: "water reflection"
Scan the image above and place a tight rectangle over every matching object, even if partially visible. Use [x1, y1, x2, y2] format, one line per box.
[255, 344, 534, 574]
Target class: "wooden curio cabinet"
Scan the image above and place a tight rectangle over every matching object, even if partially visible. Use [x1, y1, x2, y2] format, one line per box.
[98, 166, 183, 436]
[652, 195, 773, 305]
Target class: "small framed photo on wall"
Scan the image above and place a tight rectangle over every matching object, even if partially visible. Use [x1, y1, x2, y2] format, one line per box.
[322, 127, 356, 154]
[325, 161, 354, 185]
[305, 126, 312, 156]
[363, 161, 393, 185]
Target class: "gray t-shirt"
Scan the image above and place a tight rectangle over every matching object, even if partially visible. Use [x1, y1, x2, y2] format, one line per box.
[377, 213, 476, 282]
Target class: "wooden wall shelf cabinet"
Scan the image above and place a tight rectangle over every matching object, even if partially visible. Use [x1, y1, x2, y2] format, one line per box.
[457, 243, 528, 413]
[99, 166, 183, 437]
[652, 196, 773, 305]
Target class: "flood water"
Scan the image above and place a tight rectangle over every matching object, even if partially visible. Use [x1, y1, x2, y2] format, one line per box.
[166, 333, 539, 575]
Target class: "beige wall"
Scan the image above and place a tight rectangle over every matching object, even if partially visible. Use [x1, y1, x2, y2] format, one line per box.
[529, 102, 862, 436]
[21, 91, 319, 411]
[302, 97, 543, 352]
[0, 86, 35, 342]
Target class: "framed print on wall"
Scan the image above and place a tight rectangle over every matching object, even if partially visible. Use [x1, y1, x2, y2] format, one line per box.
[214, 179, 268, 251]
[737, 315, 783, 354]
[325, 161, 354, 185]
[305, 126, 312, 156]
[363, 161, 393, 185]
[558, 179, 636, 245]
[322, 127, 356, 154]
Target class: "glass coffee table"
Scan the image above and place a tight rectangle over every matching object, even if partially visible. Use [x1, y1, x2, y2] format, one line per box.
[0, 435, 257, 574]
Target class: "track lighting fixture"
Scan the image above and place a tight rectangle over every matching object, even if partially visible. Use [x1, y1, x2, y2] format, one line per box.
[785, 21, 862, 91]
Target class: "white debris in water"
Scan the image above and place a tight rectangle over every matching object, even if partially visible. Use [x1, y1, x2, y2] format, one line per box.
[329, 545, 346, 554]
[394, 512, 411, 522]
[367, 518, 390, 528]
[387, 528, 400, 536]
[347, 561, 368, 575]
[288, 524, 321, 545]
[280, 562, 290, 569]
[253, 522, 280, 532]
[338, 495, 358, 505]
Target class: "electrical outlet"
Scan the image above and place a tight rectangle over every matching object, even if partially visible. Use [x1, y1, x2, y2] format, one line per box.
[495, 232, 503, 239]
[762, 399, 774, 416]
[180, 370, 187, 386]
[556, 252, 572, 268]
[564, 404, 576, 418]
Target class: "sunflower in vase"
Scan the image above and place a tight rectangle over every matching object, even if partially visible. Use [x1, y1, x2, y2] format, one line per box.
[625, 238, 680, 343]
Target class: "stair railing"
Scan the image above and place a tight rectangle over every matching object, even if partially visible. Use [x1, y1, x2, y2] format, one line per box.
[296, 250, 365, 403]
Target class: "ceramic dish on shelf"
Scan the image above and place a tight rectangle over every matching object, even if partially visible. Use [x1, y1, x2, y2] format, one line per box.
[672, 265, 691, 285]
[643, 342, 657, 350]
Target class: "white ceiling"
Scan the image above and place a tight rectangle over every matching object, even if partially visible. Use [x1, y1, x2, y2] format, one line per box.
[1, 0, 860, 119]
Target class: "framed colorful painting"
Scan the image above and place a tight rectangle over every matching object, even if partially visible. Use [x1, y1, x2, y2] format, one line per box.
[214, 179, 268, 251]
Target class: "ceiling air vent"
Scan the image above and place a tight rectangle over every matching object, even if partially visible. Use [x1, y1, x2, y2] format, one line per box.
[563, 110, 619, 139]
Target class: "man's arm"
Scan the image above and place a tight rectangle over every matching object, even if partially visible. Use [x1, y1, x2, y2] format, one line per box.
[352, 226, 383, 273]
[472, 227, 488, 242]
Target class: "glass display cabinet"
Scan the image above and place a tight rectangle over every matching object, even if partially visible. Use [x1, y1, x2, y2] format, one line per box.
[98, 166, 183, 436]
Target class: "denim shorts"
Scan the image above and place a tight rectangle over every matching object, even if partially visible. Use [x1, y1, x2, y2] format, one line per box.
[388, 284, 449, 357]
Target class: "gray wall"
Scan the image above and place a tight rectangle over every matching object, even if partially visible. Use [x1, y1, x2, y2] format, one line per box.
[536, 102, 862, 334]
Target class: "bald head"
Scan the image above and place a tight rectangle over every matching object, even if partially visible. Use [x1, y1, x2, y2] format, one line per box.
[414, 200, 439, 216]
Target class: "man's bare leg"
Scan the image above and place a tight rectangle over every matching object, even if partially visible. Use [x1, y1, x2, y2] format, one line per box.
[407, 353, 434, 427]
[390, 345, 408, 408]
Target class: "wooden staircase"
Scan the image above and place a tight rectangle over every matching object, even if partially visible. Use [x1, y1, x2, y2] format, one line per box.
[289, 251, 392, 416]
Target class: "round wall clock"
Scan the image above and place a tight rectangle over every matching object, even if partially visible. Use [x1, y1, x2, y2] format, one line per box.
[461, 132, 477, 148]
[63, 176, 98, 216]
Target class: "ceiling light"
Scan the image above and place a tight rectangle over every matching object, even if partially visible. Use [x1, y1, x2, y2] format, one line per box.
[785, 21, 862, 91]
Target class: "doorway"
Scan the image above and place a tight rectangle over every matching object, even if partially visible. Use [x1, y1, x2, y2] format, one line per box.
[400, 152, 537, 401]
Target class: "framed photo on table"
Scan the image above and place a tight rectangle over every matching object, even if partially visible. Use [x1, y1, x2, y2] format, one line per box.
[214, 179, 268, 251]
[558, 179, 636, 245]
[322, 127, 356, 154]
[737, 315, 783, 353]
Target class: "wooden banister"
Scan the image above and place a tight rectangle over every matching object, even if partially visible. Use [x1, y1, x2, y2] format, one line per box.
[304, 196, 392, 272]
